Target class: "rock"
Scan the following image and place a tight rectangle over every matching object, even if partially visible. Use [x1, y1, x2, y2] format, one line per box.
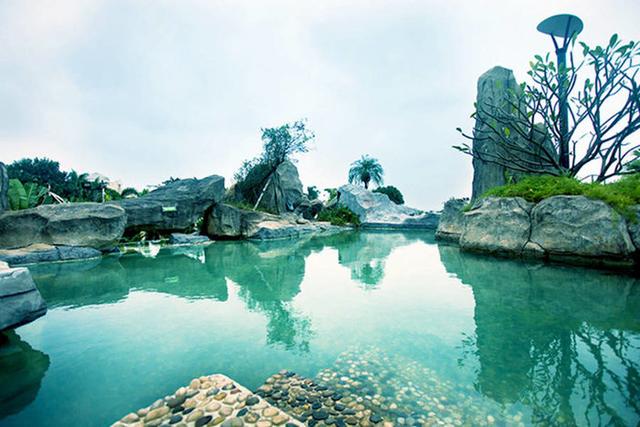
[0, 203, 126, 250]
[471, 67, 520, 199]
[295, 197, 324, 220]
[195, 415, 213, 427]
[272, 414, 289, 425]
[0, 162, 8, 213]
[0, 244, 101, 266]
[627, 206, 640, 250]
[206, 204, 266, 239]
[460, 197, 532, 255]
[259, 161, 304, 214]
[0, 267, 47, 331]
[114, 175, 224, 234]
[144, 406, 169, 422]
[435, 198, 467, 243]
[168, 233, 210, 245]
[246, 396, 260, 406]
[528, 196, 635, 262]
[337, 185, 438, 229]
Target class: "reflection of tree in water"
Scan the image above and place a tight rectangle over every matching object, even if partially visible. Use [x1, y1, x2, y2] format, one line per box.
[439, 245, 640, 426]
[0, 331, 50, 420]
[209, 241, 314, 353]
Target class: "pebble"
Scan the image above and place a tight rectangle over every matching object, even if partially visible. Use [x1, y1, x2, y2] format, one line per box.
[214, 393, 228, 401]
[195, 415, 213, 427]
[257, 421, 272, 427]
[167, 395, 187, 408]
[169, 414, 183, 424]
[187, 410, 204, 422]
[313, 410, 329, 420]
[245, 412, 260, 423]
[145, 407, 169, 422]
[263, 407, 279, 417]
[206, 402, 222, 412]
[246, 396, 260, 406]
[212, 416, 226, 425]
[272, 414, 289, 425]
[219, 406, 233, 416]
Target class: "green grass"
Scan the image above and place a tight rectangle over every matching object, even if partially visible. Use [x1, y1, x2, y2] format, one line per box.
[317, 206, 361, 226]
[483, 174, 640, 219]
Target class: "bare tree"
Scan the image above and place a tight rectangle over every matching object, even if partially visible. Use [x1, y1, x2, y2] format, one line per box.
[455, 35, 640, 182]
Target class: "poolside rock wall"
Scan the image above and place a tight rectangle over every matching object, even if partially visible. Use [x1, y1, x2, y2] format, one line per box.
[0, 203, 126, 251]
[437, 195, 639, 268]
[337, 185, 439, 229]
[434, 198, 467, 242]
[0, 265, 47, 331]
[114, 175, 225, 234]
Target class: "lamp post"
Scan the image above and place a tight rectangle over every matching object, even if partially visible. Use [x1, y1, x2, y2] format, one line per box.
[536, 14, 584, 170]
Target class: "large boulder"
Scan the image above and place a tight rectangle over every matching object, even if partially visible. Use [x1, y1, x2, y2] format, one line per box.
[528, 196, 635, 262]
[114, 175, 224, 233]
[435, 198, 467, 242]
[337, 184, 438, 229]
[206, 203, 266, 239]
[259, 161, 304, 214]
[460, 197, 533, 255]
[0, 162, 8, 213]
[0, 266, 47, 331]
[0, 203, 126, 250]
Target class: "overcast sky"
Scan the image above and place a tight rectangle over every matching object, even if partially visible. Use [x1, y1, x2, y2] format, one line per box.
[1, 0, 639, 210]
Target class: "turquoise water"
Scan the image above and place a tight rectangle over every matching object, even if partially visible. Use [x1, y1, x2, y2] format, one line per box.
[1, 231, 639, 426]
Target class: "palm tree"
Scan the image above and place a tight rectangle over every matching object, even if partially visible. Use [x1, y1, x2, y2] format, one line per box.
[348, 155, 384, 189]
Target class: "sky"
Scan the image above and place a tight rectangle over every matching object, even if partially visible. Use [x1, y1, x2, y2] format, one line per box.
[1, 0, 639, 210]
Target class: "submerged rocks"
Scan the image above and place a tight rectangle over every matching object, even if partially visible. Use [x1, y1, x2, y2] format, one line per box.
[0, 203, 126, 250]
[113, 374, 302, 427]
[114, 175, 224, 234]
[0, 266, 47, 331]
[527, 196, 635, 263]
[435, 198, 467, 243]
[460, 197, 533, 255]
[337, 185, 438, 229]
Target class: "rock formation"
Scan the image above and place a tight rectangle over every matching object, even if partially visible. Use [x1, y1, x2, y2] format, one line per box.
[114, 175, 224, 234]
[0, 203, 126, 250]
[0, 266, 47, 331]
[0, 162, 8, 213]
[435, 198, 467, 242]
[337, 184, 439, 229]
[259, 161, 305, 214]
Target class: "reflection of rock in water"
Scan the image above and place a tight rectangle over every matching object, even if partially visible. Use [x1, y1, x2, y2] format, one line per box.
[29, 257, 129, 309]
[438, 244, 640, 426]
[314, 346, 518, 426]
[0, 331, 50, 420]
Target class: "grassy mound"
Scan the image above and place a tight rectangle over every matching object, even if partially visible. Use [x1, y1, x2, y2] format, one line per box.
[482, 174, 640, 219]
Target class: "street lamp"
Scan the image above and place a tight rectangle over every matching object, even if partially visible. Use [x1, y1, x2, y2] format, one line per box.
[537, 14, 584, 169]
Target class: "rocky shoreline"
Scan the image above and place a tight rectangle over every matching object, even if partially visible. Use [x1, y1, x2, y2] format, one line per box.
[437, 195, 640, 270]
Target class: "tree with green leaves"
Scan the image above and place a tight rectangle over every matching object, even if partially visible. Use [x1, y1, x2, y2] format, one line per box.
[234, 119, 315, 210]
[348, 155, 384, 189]
[455, 34, 640, 182]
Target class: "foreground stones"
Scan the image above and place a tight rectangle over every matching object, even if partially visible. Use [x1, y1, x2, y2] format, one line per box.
[114, 175, 225, 234]
[113, 374, 303, 427]
[0, 265, 47, 331]
[256, 371, 387, 427]
[206, 204, 349, 240]
[337, 185, 439, 230]
[0, 203, 126, 250]
[437, 195, 639, 268]
[0, 244, 101, 266]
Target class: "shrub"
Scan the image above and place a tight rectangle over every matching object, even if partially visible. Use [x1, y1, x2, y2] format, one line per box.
[317, 206, 361, 226]
[483, 174, 640, 219]
[373, 185, 404, 205]
[307, 186, 319, 200]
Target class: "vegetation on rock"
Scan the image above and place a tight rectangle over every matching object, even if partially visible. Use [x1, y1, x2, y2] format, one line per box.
[307, 185, 319, 200]
[373, 185, 404, 205]
[348, 155, 384, 189]
[317, 206, 360, 226]
[483, 174, 640, 219]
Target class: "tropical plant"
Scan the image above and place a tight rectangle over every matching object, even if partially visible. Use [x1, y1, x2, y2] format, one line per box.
[120, 187, 140, 198]
[348, 155, 384, 189]
[455, 34, 640, 182]
[324, 188, 338, 201]
[373, 185, 404, 204]
[7, 158, 67, 196]
[624, 150, 640, 174]
[7, 179, 48, 210]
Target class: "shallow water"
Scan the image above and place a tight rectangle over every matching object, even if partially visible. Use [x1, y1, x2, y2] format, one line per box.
[1, 231, 639, 426]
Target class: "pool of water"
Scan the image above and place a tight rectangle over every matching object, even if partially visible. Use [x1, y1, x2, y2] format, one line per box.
[1, 231, 639, 426]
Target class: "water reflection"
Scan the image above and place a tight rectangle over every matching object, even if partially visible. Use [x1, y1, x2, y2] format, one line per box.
[438, 244, 640, 426]
[0, 331, 50, 421]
